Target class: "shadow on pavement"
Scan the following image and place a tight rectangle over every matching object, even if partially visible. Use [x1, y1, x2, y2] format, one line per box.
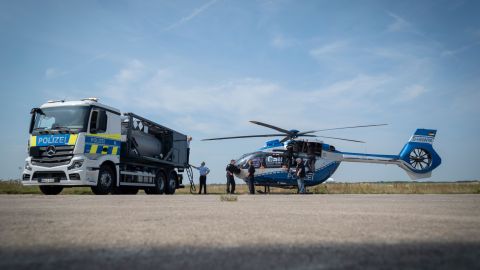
[1, 242, 479, 270]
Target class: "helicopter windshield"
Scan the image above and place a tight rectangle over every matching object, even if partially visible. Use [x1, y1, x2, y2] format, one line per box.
[235, 152, 260, 169]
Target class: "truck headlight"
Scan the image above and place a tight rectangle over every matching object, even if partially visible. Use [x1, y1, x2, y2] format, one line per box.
[68, 159, 84, 170]
[24, 161, 32, 171]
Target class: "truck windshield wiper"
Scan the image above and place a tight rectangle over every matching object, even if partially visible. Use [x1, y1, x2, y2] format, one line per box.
[51, 126, 76, 133]
[52, 126, 72, 130]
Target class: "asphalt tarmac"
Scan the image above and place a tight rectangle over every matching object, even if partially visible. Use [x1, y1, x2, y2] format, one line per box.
[0, 194, 479, 270]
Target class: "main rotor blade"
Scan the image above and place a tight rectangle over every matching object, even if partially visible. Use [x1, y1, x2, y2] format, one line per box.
[201, 134, 285, 141]
[249, 121, 291, 134]
[299, 123, 388, 135]
[314, 135, 365, 143]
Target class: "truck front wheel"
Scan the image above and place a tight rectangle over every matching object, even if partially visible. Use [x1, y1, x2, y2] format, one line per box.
[91, 165, 114, 195]
[39, 186, 63, 195]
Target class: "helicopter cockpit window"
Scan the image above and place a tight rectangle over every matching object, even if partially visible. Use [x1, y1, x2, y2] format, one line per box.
[251, 152, 267, 168]
[236, 152, 261, 169]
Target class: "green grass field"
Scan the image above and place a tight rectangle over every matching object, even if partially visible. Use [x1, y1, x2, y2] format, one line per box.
[1, 180, 479, 195]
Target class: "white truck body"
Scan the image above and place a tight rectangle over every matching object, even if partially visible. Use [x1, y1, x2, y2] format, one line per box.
[22, 98, 189, 195]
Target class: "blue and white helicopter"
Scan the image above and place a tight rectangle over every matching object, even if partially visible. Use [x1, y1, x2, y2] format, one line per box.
[203, 121, 441, 190]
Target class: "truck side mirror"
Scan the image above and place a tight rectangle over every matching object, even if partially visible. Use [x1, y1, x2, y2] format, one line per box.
[29, 108, 43, 133]
[29, 111, 36, 134]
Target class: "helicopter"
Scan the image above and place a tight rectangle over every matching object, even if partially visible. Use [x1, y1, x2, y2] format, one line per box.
[202, 121, 442, 191]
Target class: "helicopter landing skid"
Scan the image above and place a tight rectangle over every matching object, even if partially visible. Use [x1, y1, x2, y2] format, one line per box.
[256, 185, 271, 194]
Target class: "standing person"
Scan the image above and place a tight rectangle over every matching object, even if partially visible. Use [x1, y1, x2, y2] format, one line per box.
[296, 158, 306, 194]
[284, 143, 294, 171]
[247, 160, 256, 194]
[225, 159, 240, 194]
[192, 162, 210, 194]
[307, 142, 316, 173]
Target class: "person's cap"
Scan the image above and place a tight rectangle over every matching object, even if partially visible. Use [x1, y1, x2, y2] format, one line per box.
[201, 161, 205, 165]
[230, 159, 236, 162]
[296, 158, 302, 162]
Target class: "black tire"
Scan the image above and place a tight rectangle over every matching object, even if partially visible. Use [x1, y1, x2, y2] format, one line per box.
[146, 170, 166, 194]
[91, 165, 115, 195]
[39, 186, 63, 195]
[165, 171, 177, 195]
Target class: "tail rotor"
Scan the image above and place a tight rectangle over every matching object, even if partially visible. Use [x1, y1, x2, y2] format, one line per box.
[408, 148, 432, 170]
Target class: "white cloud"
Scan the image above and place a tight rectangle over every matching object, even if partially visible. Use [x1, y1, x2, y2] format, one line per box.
[114, 59, 145, 84]
[441, 42, 480, 57]
[164, 0, 218, 31]
[308, 74, 392, 112]
[398, 84, 428, 101]
[271, 34, 297, 49]
[45, 68, 68, 79]
[309, 41, 348, 59]
[387, 12, 412, 32]
[316, 74, 390, 97]
[101, 60, 398, 134]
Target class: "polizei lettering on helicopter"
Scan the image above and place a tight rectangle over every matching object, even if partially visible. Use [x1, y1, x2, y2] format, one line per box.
[410, 135, 434, 144]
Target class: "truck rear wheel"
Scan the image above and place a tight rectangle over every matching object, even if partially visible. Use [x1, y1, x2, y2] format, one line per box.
[39, 186, 63, 195]
[91, 165, 114, 195]
[146, 170, 166, 194]
[165, 171, 177, 195]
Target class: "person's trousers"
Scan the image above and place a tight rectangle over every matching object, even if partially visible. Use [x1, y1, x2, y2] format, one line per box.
[199, 175, 207, 194]
[226, 176, 235, 194]
[248, 176, 255, 194]
[297, 177, 305, 194]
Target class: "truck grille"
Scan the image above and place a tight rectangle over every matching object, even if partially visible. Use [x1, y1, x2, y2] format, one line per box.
[32, 171, 67, 181]
[30, 145, 75, 167]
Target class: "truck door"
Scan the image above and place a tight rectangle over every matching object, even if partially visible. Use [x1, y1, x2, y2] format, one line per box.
[86, 108, 121, 156]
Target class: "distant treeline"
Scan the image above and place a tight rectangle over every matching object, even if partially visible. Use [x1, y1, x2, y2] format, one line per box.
[1, 180, 479, 195]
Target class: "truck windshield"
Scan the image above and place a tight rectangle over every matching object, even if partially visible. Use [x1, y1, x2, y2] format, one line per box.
[32, 106, 90, 134]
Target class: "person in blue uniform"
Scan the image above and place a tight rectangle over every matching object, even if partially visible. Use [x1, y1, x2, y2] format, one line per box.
[192, 161, 210, 194]
[247, 159, 256, 194]
[296, 158, 306, 194]
[226, 159, 240, 194]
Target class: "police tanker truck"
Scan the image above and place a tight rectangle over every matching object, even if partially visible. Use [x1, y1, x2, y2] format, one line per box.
[21, 98, 191, 195]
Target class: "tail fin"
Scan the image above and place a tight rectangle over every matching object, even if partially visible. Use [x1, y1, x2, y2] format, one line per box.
[398, 129, 442, 179]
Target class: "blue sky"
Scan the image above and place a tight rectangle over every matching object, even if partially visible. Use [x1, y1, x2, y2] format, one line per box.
[1, 0, 479, 182]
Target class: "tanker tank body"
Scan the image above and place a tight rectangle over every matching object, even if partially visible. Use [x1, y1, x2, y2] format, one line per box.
[118, 113, 190, 194]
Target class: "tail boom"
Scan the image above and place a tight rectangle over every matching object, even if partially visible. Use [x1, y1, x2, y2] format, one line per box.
[337, 129, 441, 180]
